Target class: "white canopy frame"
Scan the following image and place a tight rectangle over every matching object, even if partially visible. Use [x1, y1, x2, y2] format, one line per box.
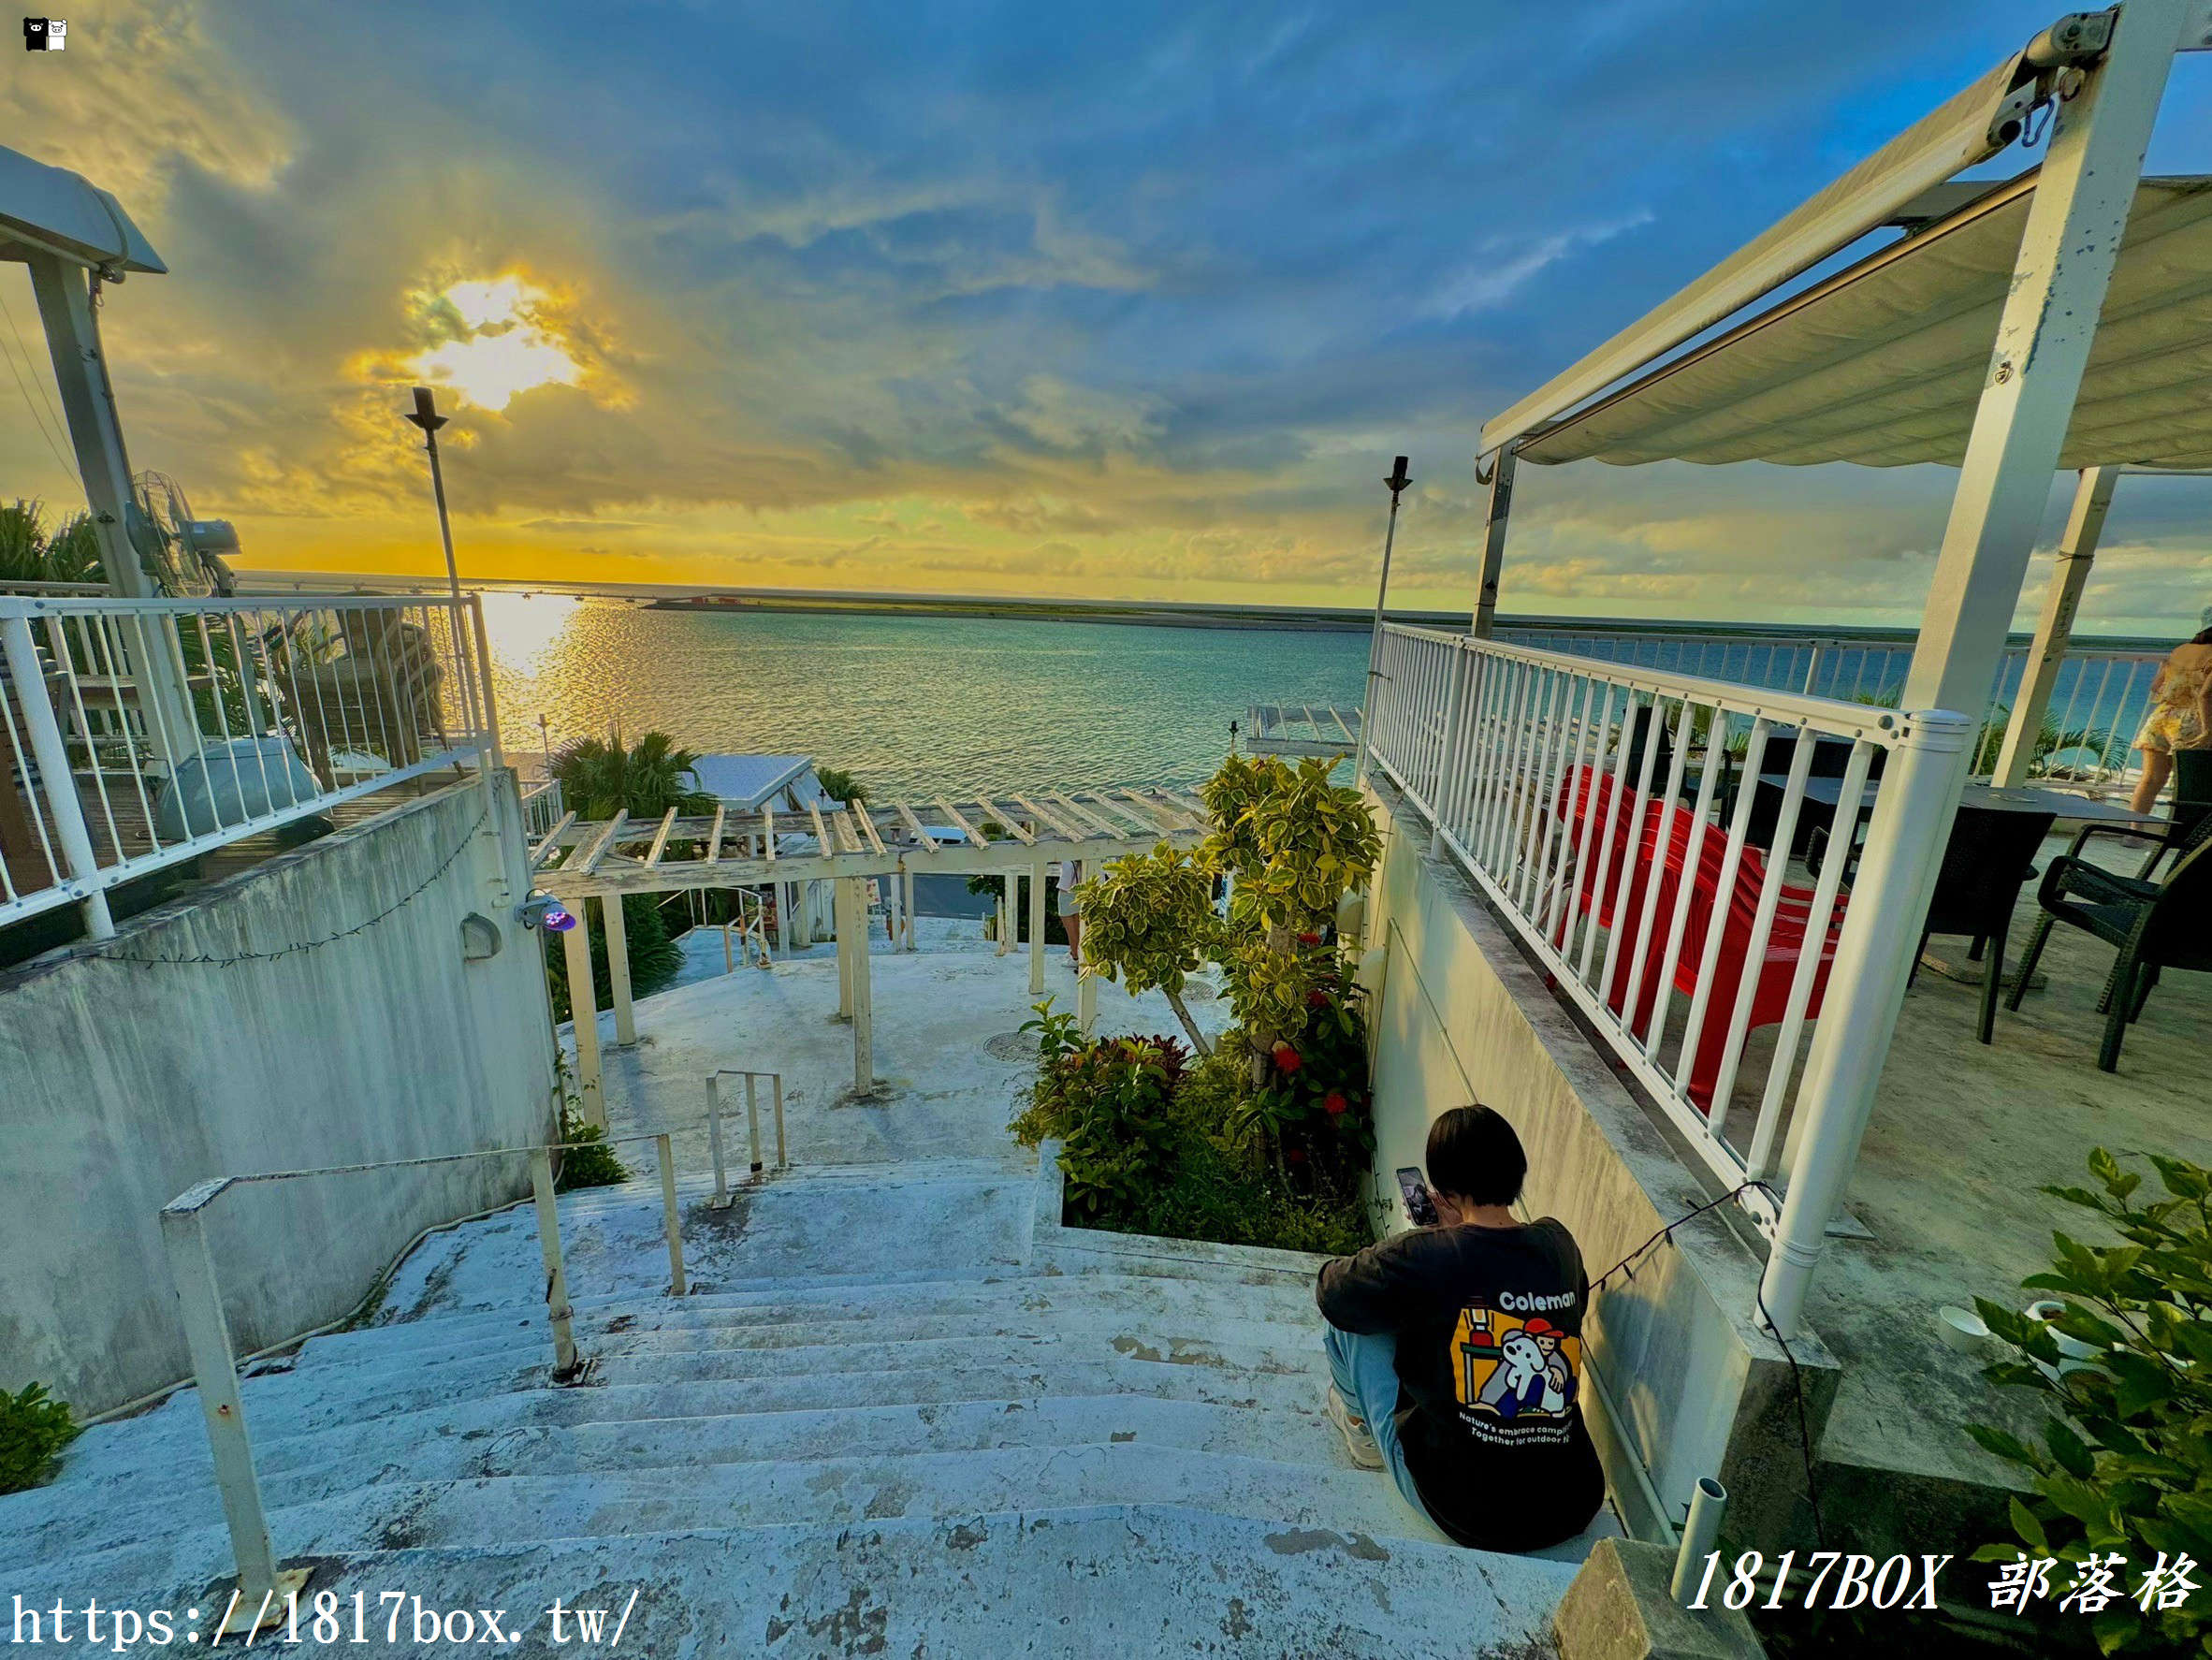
[1453, 1, 2204, 1339]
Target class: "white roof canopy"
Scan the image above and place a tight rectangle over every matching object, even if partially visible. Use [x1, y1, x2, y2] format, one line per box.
[1518, 171, 2212, 470]
[0, 144, 164, 272]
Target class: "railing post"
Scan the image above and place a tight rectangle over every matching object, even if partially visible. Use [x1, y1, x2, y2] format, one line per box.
[746, 1072, 764, 1176]
[529, 1147, 581, 1377]
[705, 1075, 731, 1208]
[771, 1072, 787, 1170]
[655, 1132, 687, 1297]
[1758, 708, 1971, 1338]
[160, 1182, 286, 1604]
[1, 612, 113, 939]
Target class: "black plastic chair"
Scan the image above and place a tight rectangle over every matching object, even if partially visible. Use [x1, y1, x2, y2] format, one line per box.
[1621, 705, 1737, 815]
[1743, 731, 1885, 853]
[2006, 815, 2212, 1071]
[2136, 749, 2212, 879]
[1905, 805, 2052, 1044]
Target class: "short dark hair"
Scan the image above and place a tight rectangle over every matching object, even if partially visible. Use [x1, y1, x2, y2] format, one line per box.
[1426, 1104, 1526, 1208]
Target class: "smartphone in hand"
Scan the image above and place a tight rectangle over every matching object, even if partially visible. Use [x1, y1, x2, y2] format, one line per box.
[1395, 1166, 1439, 1228]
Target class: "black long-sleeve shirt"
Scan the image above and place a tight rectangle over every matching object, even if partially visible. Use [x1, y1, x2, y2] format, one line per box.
[1317, 1217, 1606, 1551]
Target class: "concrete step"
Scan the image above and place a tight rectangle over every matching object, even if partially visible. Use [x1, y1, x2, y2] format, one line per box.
[66, 1355, 1331, 1484]
[294, 1267, 1317, 1371]
[51, 1394, 1354, 1525]
[19, 1442, 1458, 1580]
[58, 1326, 1333, 1470]
[7, 1506, 1579, 1659]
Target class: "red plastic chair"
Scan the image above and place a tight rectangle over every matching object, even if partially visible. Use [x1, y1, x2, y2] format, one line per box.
[1552, 765, 1847, 1112]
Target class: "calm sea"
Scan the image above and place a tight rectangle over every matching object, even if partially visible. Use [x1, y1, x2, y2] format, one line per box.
[478, 596, 1371, 795]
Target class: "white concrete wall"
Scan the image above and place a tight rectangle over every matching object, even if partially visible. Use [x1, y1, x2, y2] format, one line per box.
[1360, 787, 1837, 1543]
[0, 774, 558, 1416]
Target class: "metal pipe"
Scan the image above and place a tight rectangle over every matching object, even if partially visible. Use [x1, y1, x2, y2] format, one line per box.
[771, 1073, 787, 1170]
[1671, 1478, 1729, 1602]
[1355, 456, 1412, 786]
[746, 1071, 763, 1175]
[529, 1146, 580, 1377]
[1759, 709, 1972, 1336]
[705, 1076, 729, 1207]
[655, 1133, 687, 1297]
[159, 1184, 282, 1600]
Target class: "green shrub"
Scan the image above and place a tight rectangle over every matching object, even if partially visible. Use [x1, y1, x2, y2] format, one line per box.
[1010, 1009, 1372, 1254]
[0, 1382, 80, 1493]
[1967, 1148, 2212, 1655]
[814, 766, 867, 806]
[554, 1110, 629, 1191]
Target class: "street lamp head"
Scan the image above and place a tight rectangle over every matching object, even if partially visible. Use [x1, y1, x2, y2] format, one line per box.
[402, 385, 448, 433]
[1385, 455, 1411, 494]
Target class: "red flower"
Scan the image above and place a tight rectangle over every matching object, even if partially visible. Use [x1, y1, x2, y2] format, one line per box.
[1297, 931, 1323, 946]
[1322, 1091, 1348, 1116]
[1306, 989, 1329, 1008]
[1286, 1145, 1308, 1164]
[1272, 1042, 1302, 1073]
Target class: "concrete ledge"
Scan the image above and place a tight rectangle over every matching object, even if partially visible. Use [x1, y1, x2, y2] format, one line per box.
[1026, 1141, 1332, 1285]
[1555, 1539, 1765, 1660]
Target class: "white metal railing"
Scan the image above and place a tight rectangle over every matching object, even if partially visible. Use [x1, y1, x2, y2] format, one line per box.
[1369, 624, 1935, 1217]
[0, 593, 500, 938]
[160, 1119, 732, 1612]
[1496, 623, 2161, 781]
[519, 775, 565, 837]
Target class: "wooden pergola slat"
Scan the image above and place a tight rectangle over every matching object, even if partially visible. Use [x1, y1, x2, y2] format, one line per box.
[895, 800, 936, 851]
[854, 805, 887, 857]
[531, 810, 577, 870]
[1051, 791, 1125, 837]
[982, 800, 1035, 844]
[706, 805, 727, 865]
[645, 808, 678, 866]
[808, 801, 833, 859]
[760, 804, 775, 862]
[576, 809, 629, 876]
[1012, 794, 1083, 839]
[936, 797, 988, 847]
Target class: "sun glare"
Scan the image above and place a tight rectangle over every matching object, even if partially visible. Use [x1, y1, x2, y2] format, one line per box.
[403, 273, 582, 412]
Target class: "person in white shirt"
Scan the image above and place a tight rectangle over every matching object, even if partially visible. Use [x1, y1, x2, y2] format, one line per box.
[1057, 859, 1083, 957]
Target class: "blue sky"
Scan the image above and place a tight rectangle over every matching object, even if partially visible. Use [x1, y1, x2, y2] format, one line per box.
[4, 0, 2209, 631]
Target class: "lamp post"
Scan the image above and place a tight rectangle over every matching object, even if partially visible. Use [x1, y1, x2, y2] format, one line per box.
[1352, 455, 1411, 787]
[401, 385, 472, 696]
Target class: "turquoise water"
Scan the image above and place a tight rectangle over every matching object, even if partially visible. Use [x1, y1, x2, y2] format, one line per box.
[478, 595, 1371, 795]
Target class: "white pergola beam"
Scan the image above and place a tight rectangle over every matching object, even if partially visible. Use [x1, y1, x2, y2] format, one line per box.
[1994, 466, 2118, 785]
[1472, 446, 1516, 639]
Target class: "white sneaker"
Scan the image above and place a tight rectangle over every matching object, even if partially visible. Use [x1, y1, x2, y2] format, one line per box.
[1326, 1384, 1384, 1471]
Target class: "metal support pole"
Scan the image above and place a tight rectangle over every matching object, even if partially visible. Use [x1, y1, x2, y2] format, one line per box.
[655, 1133, 687, 1297]
[1, 612, 114, 939]
[23, 255, 198, 767]
[1901, 2, 2183, 720]
[746, 1072, 764, 1175]
[771, 1073, 787, 1169]
[160, 1184, 284, 1601]
[1995, 467, 2117, 785]
[1671, 1478, 1729, 1603]
[529, 1147, 580, 1376]
[997, 872, 1013, 955]
[1355, 455, 1413, 787]
[603, 891, 636, 1046]
[1028, 855, 1048, 996]
[1758, 709, 1972, 1337]
[560, 897, 604, 1127]
[705, 1075, 730, 1208]
[1471, 445, 1516, 640]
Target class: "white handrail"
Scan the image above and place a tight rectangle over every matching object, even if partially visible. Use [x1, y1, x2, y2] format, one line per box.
[1367, 624, 1922, 1216]
[0, 592, 498, 937]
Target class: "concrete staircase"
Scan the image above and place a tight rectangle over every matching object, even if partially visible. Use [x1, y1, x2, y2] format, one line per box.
[6, 1159, 1598, 1656]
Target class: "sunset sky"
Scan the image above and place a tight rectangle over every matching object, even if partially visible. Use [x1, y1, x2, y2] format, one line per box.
[5, 1, 2210, 631]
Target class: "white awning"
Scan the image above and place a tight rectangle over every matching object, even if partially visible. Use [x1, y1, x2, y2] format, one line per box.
[1518, 173, 2212, 470]
[0, 144, 165, 273]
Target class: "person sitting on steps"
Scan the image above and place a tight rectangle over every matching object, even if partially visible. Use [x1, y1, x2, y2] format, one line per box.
[1316, 1104, 1607, 1552]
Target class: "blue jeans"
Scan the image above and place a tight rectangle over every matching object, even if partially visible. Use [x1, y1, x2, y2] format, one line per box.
[1323, 1320, 1434, 1525]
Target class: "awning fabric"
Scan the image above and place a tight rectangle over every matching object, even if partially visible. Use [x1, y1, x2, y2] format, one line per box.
[1518, 174, 2212, 470]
